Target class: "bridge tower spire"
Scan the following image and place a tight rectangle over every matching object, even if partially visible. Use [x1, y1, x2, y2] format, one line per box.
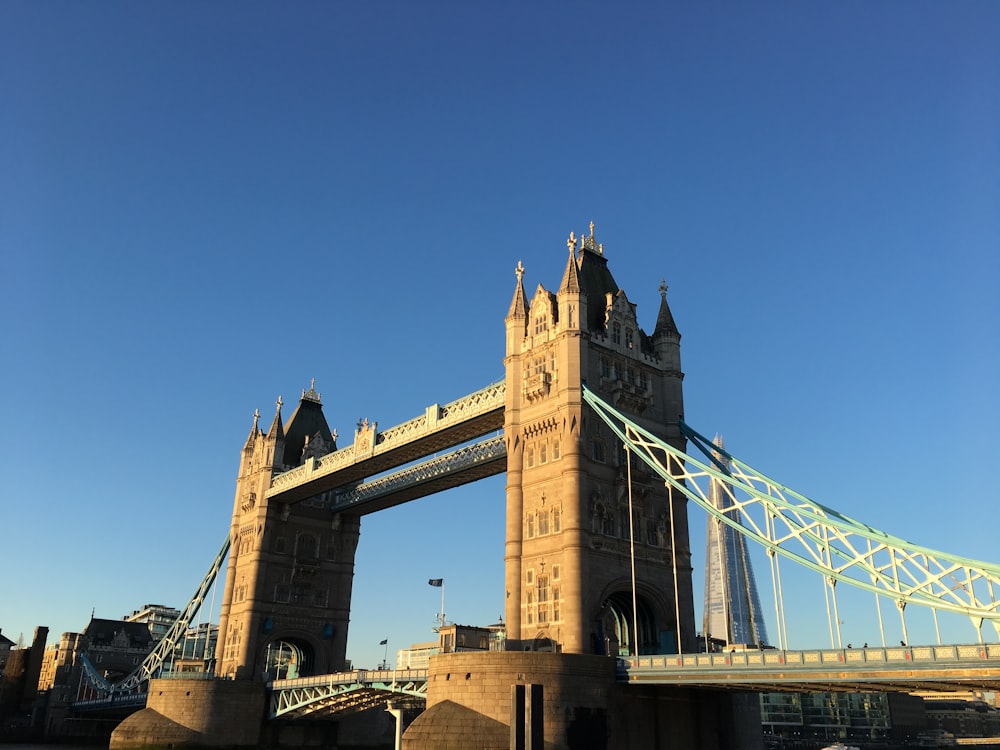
[503, 225, 696, 656]
[216, 385, 359, 681]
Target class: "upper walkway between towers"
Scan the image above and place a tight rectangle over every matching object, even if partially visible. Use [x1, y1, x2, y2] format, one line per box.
[265, 380, 506, 507]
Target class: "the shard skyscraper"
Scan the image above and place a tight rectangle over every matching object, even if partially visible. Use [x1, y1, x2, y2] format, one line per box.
[702, 436, 770, 647]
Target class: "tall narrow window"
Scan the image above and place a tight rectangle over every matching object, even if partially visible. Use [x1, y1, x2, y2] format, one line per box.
[593, 439, 605, 463]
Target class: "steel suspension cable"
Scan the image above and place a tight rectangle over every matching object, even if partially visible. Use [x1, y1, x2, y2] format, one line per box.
[626, 446, 639, 657]
[668, 464, 683, 654]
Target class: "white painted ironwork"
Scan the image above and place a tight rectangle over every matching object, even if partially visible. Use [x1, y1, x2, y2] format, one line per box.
[582, 384, 1000, 639]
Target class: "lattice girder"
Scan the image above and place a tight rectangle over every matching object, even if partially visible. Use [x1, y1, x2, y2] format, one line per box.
[270, 675, 427, 718]
[581, 385, 1000, 638]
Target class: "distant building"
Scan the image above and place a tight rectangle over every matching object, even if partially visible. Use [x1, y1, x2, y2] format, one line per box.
[0, 627, 47, 729]
[923, 695, 1000, 739]
[396, 621, 506, 670]
[396, 641, 437, 671]
[171, 623, 219, 673]
[125, 604, 181, 643]
[0, 628, 15, 673]
[760, 691, 924, 745]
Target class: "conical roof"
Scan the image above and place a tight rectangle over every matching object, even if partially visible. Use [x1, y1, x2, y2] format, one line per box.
[653, 280, 680, 338]
[506, 260, 528, 320]
[282, 380, 336, 467]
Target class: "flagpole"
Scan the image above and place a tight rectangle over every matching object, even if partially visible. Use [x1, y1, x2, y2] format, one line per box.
[429, 578, 446, 630]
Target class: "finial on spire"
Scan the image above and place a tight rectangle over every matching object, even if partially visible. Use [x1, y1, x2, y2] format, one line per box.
[515, 260, 525, 282]
[581, 222, 601, 253]
[567, 231, 576, 254]
[302, 378, 322, 403]
[659, 279, 668, 298]
[253, 408, 260, 426]
[276, 395, 283, 413]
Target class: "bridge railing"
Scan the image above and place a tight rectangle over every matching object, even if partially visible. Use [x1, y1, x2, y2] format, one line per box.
[269, 667, 429, 690]
[620, 642, 1000, 674]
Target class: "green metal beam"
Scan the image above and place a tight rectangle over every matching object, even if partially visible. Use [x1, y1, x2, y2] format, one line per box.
[582, 385, 1000, 638]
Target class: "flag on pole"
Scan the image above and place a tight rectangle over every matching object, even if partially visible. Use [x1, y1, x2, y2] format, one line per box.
[379, 639, 388, 645]
[428, 578, 443, 587]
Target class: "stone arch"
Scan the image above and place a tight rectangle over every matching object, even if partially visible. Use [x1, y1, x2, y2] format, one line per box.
[531, 633, 556, 652]
[593, 588, 663, 657]
[261, 636, 315, 680]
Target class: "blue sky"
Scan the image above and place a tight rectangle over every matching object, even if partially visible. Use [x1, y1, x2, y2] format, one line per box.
[2, 2, 998, 668]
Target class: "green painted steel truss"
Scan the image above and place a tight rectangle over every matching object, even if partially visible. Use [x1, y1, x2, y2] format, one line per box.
[269, 670, 428, 718]
[582, 385, 1000, 639]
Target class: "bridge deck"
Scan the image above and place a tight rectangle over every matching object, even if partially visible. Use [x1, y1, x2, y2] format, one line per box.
[267, 644, 1000, 719]
[269, 668, 428, 718]
[620, 643, 1000, 693]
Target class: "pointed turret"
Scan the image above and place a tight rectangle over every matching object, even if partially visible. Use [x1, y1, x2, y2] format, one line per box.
[267, 396, 285, 441]
[558, 235, 581, 294]
[262, 396, 285, 469]
[243, 409, 261, 452]
[506, 260, 528, 321]
[653, 279, 680, 339]
[557, 232, 585, 332]
[505, 260, 529, 358]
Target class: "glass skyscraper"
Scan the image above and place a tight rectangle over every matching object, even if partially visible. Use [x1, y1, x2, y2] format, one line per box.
[702, 436, 769, 647]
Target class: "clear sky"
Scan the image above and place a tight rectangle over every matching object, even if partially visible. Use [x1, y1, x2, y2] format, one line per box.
[2, 2, 998, 669]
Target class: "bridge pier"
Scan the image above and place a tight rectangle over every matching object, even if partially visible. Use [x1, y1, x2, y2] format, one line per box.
[110, 678, 266, 750]
[401, 651, 762, 750]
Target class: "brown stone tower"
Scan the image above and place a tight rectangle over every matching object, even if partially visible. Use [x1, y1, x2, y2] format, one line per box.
[503, 225, 696, 655]
[216, 382, 360, 680]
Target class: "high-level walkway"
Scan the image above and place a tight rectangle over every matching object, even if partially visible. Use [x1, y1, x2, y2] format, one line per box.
[266, 381, 505, 509]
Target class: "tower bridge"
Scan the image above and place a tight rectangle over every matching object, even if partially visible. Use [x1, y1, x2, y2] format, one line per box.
[106, 225, 1000, 750]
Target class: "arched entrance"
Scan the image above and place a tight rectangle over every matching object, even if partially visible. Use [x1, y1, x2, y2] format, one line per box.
[263, 638, 314, 680]
[595, 592, 659, 656]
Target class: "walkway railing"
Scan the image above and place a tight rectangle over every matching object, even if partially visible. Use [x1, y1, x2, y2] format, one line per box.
[618, 643, 1000, 692]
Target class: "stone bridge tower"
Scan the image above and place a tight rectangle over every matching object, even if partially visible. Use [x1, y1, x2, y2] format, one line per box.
[503, 225, 696, 656]
[216, 382, 360, 680]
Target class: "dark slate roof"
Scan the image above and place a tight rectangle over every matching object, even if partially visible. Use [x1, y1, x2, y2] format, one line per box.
[282, 389, 336, 468]
[577, 247, 620, 333]
[83, 619, 154, 649]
